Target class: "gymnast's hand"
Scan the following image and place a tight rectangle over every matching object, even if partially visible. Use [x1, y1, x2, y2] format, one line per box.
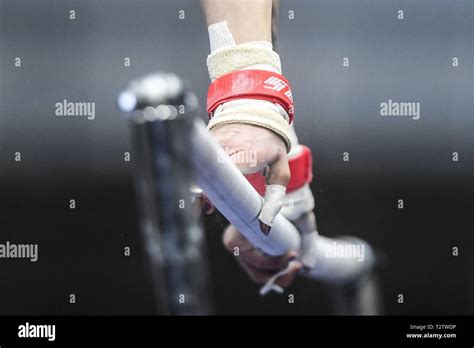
[221, 223, 303, 287]
[210, 123, 290, 234]
[205, 123, 311, 288]
[210, 124, 289, 185]
[221, 209, 317, 287]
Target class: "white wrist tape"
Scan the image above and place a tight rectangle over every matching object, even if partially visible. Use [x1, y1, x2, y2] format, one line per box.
[259, 260, 300, 296]
[206, 21, 292, 151]
[280, 184, 315, 221]
[288, 124, 300, 157]
[258, 184, 287, 227]
[208, 104, 292, 150]
[207, 42, 282, 80]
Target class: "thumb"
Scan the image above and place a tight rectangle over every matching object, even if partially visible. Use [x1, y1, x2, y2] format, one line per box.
[258, 153, 290, 235]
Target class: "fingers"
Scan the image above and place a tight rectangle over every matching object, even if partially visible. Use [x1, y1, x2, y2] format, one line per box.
[201, 195, 215, 215]
[228, 149, 261, 174]
[239, 257, 302, 286]
[210, 125, 263, 174]
[274, 261, 303, 287]
[222, 224, 255, 252]
[237, 259, 276, 284]
[266, 150, 291, 187]
[223, 224, 301, 286]
[258, 151, 290, 233]
[258, 183, 286, 234]
[239, 247, 296, 271]
[210, 123, 290, 233]
[210, 124, 283, 174]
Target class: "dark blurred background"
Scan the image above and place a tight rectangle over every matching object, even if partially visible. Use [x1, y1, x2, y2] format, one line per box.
[0, 0, 472, 315]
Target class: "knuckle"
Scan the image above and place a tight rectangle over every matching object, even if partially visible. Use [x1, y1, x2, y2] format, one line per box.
[280, 165, 291, 185]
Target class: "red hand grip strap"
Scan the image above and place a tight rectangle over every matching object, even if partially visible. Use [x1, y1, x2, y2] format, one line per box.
[207, 70, 294, 123]
[245, 145, 313, 196]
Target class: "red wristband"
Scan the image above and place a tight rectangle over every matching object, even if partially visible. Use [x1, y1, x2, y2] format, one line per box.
[245, 145, 313, 196]
[207, 70, 294, 123]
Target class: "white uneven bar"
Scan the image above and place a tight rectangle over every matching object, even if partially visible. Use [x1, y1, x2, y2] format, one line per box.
[191, 119, 374, 282]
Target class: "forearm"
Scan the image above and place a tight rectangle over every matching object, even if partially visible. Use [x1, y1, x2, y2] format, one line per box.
[202, 0, 295, 228]
[201, 0, 273, 44]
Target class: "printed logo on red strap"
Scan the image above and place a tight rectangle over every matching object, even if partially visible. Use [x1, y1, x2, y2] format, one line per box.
[207, 70, 294, 123]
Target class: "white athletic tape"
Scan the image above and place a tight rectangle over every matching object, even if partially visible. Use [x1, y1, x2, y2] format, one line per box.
[287, 124, 301, 158]
[207, 106, 291, 151]
[280, 184, 315, 221]
[208, 21, 236, 52]
[299, 229, 319, 269]
[259, 260, 300, 296]
[207, 43, 282, 80]
[258, 184, 287, 227]
[207, 21, 280, 80]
